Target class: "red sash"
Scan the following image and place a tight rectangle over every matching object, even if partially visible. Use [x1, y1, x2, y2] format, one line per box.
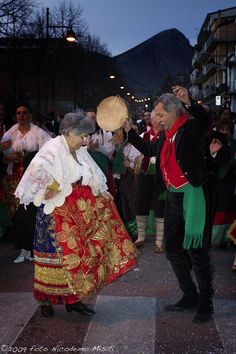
[160, 114, 188, 188]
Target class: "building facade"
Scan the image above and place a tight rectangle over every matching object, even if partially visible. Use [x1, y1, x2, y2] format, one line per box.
[190, 7, 236, 112]
[0, 38, 120, 116]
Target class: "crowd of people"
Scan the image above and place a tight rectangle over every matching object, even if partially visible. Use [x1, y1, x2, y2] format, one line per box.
[0, 86, 235, 324]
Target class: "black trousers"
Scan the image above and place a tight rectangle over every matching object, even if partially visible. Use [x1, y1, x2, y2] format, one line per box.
[135, 172, 165, 217]
[164, 188, 214, 303]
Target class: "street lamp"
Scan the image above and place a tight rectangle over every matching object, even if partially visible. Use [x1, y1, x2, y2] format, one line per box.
[66, 27, 77, 42]
[46, 7, 76, 42]
[44, 7, 76, 114]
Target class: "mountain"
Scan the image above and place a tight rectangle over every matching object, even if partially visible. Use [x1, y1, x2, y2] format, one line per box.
[114, 28, 192, 98]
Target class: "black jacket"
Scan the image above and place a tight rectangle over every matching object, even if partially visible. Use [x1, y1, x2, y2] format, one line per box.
[205, 130, 231, 185]
[128, 103, 209, 192]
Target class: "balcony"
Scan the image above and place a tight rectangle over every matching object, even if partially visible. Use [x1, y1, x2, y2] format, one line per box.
[205, 30, 236, 52]
[203, 81, 236, 100]
[204, 62, 217, 76]
[192, 49, 210, 66]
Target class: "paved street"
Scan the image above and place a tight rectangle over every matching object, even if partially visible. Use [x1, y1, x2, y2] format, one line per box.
[0, 237, 235, 354]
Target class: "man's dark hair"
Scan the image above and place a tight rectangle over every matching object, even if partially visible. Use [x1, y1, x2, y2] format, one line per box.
[16, 102, 32, 113]
[86, 108, 96, 113]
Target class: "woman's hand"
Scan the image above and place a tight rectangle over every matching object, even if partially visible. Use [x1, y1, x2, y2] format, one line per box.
[44, 189, 59, 200]
[0, 140, 11, 151]
[7, 152, 23, 163]
[99, 191, 114, 200]
[88, 139, 99, 151]
[44, 179, 60, 200]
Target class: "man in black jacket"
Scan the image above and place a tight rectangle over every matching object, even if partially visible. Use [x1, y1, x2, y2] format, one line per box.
[124, 86, 214, 324]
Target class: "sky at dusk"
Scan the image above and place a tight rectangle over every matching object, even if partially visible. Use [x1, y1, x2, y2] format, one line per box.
[39, 0, 236, 56]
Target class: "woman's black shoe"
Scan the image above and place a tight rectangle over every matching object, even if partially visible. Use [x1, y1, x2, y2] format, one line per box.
[40, 304, 54, 317]
[79, 301, 96, 314]
[65, 301, 95, 315]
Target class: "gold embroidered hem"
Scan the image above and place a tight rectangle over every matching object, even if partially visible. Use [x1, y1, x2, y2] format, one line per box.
[33, 184, 138, 304]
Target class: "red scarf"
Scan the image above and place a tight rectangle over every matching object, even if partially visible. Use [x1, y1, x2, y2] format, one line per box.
[141, 128, 159, 173]
[160, 114, 188, 174]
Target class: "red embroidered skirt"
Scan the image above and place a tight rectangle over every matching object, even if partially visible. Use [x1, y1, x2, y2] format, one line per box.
[228, 219, 236, 245]
[33, 184, 138, 304]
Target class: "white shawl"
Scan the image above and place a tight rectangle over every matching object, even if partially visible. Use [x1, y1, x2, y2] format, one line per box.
[15, 135, 108, 214]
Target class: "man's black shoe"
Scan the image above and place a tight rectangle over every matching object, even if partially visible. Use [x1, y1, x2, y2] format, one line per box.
[193, 299, 214, 324]
[164, 297, 198, 312]
[192, 312, 213, 324]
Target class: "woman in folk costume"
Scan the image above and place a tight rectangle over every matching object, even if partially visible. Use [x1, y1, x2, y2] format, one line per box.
[1, 104, 51, 217]
[1, 104, 51, 262]
[15, 111, 138, 318]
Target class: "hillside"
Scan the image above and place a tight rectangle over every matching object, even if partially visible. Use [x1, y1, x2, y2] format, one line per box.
[114, 28, 192, 98]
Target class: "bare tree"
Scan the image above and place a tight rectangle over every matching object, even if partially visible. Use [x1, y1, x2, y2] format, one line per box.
[28, 1, 88, 41]
[31, 1, 110, 55]
[83, 33, 110, 56]
[30, 8, 45, 39]
[0, 0, 36, 37]
[52, 0, 88, 38]
[0, 0, 110, 55]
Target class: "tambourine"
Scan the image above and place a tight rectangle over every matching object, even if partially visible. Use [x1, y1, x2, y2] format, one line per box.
[96, 96, 128, 132]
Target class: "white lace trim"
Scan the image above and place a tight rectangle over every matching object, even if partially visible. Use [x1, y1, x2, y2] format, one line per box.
[15, 135, 108, 214]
